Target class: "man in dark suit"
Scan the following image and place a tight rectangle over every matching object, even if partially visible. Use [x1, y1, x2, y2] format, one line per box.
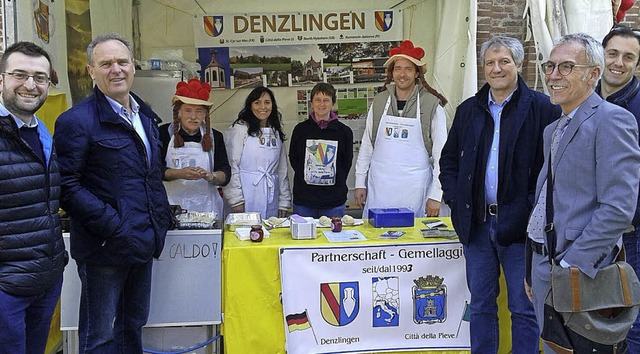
[526, 32, 640, 351]
[55, 33, 172, 353]
[440, 36, 560, 353]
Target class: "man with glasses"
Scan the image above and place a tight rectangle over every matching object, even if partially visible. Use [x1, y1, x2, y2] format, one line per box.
[54, 33, 172, 353]
[440, 36, 559, 353]
[527, 33, 640, 351]
[596, 25, 640, 351]
[0, 41, 67, 353]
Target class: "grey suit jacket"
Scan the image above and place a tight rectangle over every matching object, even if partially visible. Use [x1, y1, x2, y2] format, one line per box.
[535, 92, 640, 278]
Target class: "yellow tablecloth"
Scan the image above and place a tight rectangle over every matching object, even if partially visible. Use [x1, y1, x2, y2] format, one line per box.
[221, 218, 513, 354]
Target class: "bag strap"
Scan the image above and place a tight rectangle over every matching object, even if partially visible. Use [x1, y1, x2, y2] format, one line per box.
[619, 263, 634, 306]
[570, 267, 581, 311]
[617, 244, 627, 262]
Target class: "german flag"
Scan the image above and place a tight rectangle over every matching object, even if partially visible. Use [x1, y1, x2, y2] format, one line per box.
[286, 310, 311, 332]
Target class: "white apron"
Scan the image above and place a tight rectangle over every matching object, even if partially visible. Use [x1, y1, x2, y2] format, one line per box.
[363, 95, 432, 218]
[164, 135, 224, 218]
[239, 128, 281, 218]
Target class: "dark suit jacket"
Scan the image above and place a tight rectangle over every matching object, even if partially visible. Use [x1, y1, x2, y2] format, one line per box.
[55, 86, 172, 265]
[440, 76, 560, 246]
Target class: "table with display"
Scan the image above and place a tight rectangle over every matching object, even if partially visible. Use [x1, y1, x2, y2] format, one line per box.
[221, 218, 513, 354]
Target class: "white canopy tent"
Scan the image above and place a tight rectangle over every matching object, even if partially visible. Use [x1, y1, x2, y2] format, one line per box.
[7, 0, 477, 125]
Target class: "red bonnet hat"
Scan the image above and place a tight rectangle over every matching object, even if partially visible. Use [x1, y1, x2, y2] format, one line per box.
[172, 79, 213, 106]
[383, 40, 427, 68]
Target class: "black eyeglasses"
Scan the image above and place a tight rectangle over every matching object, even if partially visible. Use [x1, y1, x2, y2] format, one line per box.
[2, 71, 50, 85]
[541, 61, 594, 76]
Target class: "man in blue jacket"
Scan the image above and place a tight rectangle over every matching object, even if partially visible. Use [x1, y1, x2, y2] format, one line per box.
[597, 24, 640, 352]
[0, 41, 67, 354]
[440, 36, 560, 353]
[55, 33, 172, 353]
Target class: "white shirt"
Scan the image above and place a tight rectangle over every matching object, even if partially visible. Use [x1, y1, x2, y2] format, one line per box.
[105, 95, 152, 167]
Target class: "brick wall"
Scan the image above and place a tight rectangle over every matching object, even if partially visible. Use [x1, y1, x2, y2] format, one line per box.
[477, 0, 640, 91]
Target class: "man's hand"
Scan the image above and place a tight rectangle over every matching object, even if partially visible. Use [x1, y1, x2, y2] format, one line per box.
[426, 199, 441, 217]
[524, 279, 533, 302]
[231, 204, 244, 213]
[354, 188, 367, 209]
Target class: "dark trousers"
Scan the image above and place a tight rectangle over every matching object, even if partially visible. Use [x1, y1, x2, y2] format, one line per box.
[0, 276, 62, 354]
[77, 261, 153, 354]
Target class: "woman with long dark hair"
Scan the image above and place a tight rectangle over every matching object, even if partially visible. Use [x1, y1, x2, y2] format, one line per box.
[223, 86, 291, 218]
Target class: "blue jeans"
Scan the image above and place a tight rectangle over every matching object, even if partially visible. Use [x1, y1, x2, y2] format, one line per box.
[625, 227, 640, 352]
[77, 261, 153, 354]
[292, 202, 346, 219]
[463, 215, 539, 354]
[0, 276, 62, 354]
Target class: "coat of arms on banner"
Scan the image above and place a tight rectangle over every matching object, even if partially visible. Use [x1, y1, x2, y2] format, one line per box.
[375, 11, 393, 32]
[372, 276, 399, 327]
[412, 275, 447, 324]
[34, 0, 50, 43]
[204, 16, 224, 37]
[320, 281, 359, 326]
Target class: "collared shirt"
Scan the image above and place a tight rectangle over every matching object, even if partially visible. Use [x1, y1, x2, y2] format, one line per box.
[527, 107, 578, 243]
[0, 102, 45, 162]
[105, 94, 151, 166]
[484, 89, 515, 205]
[558, 107, 578, 140]
[0, 102, 38, 129]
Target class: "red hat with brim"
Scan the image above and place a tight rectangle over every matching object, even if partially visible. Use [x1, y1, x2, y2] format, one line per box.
[383, 40, 427, 68]
[172, 79, 213, 106]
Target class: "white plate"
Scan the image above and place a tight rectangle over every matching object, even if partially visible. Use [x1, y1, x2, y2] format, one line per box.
[315, 218, 364, 228]
[263, 218, 291, 228]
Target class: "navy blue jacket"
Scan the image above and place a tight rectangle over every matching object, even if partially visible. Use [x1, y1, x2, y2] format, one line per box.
[440, 76, 561, 246]
[597, 77, 640, 227]
[55, 86, 172, 265]
[0, 115, 66, 296]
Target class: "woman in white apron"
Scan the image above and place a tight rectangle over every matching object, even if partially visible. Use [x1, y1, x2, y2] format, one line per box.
[223, 87, 291, 219]
[160, 79, 231, 219]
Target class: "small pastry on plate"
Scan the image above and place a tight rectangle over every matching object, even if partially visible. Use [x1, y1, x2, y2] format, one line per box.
[342, 215, 355, 225]
[318, 215, 332, 226]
